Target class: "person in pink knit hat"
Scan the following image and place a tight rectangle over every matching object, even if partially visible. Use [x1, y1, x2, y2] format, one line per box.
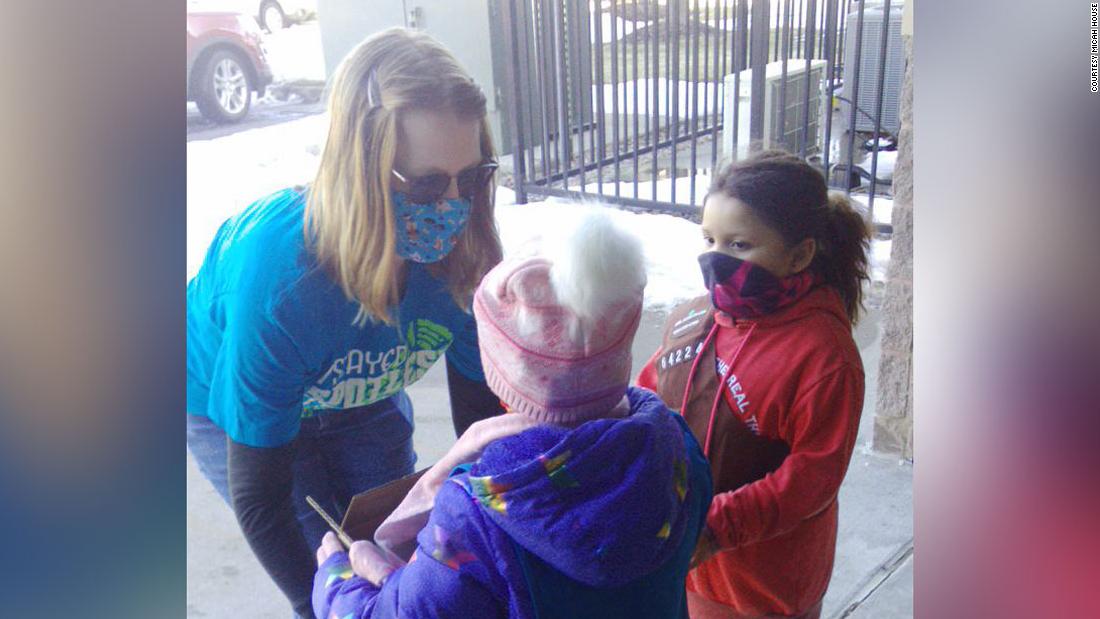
[312, 210, 714, 618]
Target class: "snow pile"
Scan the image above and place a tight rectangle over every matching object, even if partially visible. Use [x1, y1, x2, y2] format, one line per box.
[494, 188, 705, 311]
[858, 149, 897, 185]
[187, 114, 328, 278]
[850, 194, 894, 228]
[870, 238, 892, 283]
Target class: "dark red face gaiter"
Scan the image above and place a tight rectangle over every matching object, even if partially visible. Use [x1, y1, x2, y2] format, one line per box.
[698, 251, 818, 319]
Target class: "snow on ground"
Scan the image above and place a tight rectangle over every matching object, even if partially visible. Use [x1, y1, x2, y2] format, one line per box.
[263, 22, 326, 83]
[188, 114, 328, 278]
[188, 114, 893, 305]
[870, 237, 892, 283]
[858, 149, 896, 185]
[850, 194, 894, 229]
[493, 187, 704, 311]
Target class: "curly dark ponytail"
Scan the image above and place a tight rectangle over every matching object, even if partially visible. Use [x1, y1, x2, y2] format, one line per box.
[708, 150, 871, 323]
[817, 191, 871, 322]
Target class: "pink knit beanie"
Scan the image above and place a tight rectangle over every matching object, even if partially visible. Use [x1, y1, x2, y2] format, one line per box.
[472, 212, 646, 425]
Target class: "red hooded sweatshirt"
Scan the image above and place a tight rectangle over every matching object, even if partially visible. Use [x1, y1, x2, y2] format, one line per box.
[637, 286, 864, 617]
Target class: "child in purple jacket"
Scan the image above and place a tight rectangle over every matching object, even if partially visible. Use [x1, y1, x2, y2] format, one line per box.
[312, 212, 713, 618]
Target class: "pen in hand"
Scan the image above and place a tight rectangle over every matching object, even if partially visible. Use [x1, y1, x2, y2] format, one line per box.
[306, 495, 355, 549]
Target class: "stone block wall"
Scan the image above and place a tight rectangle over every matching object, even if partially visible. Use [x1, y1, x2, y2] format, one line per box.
[872, 34, 914, 460]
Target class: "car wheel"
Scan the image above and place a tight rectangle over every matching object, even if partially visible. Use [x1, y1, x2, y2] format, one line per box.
[194, 49, 253, 124]
[259, 0, 285, 32]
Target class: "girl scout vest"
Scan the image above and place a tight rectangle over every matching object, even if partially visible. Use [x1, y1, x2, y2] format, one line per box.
[652, 296, 789, 494]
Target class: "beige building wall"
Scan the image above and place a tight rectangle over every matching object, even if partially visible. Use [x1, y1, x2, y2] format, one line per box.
[872, 10, 913, 460]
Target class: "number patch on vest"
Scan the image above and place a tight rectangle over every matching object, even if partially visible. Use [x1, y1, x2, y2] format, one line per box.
[659, 340, 706, 371]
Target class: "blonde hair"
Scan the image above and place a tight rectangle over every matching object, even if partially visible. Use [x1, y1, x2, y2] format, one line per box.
[306, 27, 502, 325]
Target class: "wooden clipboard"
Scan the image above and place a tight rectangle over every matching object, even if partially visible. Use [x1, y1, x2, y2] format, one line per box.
[340, 468, 428, 542]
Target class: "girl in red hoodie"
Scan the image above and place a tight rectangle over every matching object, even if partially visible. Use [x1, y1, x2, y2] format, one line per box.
[637, 151, 871, 619]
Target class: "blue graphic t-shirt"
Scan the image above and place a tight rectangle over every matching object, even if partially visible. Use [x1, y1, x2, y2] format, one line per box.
[186, 188, 487, 448]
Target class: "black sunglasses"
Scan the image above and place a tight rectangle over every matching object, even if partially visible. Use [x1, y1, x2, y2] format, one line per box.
[391, 160, 498, 203]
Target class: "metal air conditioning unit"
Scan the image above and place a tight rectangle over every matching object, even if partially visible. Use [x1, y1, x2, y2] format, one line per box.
[840, 1, 905, 134]
[722, 59, 829, 161]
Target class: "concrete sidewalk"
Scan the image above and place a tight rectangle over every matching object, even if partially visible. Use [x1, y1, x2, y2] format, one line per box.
[820, 303, 914, 619]
[186, 305, 912, 618]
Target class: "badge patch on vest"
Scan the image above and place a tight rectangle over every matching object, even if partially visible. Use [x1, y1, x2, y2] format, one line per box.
[670, 308, 708, 338]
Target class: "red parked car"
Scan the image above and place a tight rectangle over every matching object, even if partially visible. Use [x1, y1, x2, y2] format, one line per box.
[187, 10, 274, 123]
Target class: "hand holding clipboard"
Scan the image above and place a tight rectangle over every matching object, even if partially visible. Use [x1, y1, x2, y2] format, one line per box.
[307, 470, 427, 585]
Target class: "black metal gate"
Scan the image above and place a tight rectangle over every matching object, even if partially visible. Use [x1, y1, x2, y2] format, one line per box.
[496, 0, 903, 219]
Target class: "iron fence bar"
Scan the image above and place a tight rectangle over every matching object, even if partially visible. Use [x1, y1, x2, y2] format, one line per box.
[689, 0, 700, 206]
[799, 0, 816, 158]
[843, 0, 866, 196]
[806, 0, 817, 58]
[666, 0, 673, 144]
[543, 0, 558, 183]
[522, 185, 703, 218]
[552, 0, 570, 189]
[799, 57, 812, 157]
[867, 0, 892, 208]
[593, 0, 607, 194]
[583, 0, 598, 192]
[531, 0, 550, 182]
[631, 0, 639, 198]
[821, 0, 838, 182]
[539, 0, 558, 182]
[670, 0, 681, 204]
[812, 0, 819, 60]
[642, 0, 651, 164]
[740, 0, 749, 71]
[620, 1, 629, 161]
[797, 0, 804, 58]
[773, 0, 781, 61]
[646, 0, 655, 200]
[533, 0, 548, 180]
[568, 0, 587, 193]
[518, 0, 538, 182]
[836, 0, 850, 74]
[610, 0, 621, 196]
[734, 0, 746, 158]
[807, 0, 813, 56]
[710, 0, 725, 173]
[737, 0, 746, 71]
[749, 0, 769, 148]
[809, 0, 818, 56]
[778, 0, 792, 151]
[499, 0, 528, 203]
[701, 0, 710, 167]
[562, 0, 575, 187]
[818, 0, 826, 58]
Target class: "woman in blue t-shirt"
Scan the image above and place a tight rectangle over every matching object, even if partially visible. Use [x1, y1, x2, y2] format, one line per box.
[186, 28, 504, 618]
